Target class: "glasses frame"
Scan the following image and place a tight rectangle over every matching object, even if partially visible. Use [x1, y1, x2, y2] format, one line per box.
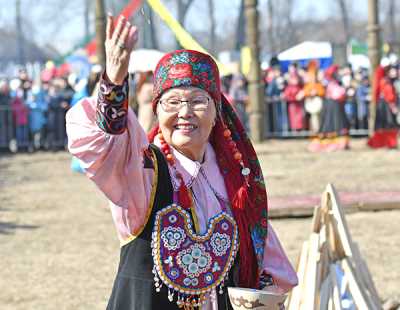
[159, 96, 211, 112]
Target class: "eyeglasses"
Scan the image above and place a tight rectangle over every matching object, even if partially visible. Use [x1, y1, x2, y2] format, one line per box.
[159, 96, 210, 112]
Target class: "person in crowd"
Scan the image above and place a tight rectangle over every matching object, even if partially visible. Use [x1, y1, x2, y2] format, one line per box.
[47, 78, 73, 150]
[283, 71, 304, 131]
[26, 85, 49, 150]
[229, 73, 249, 132]
[266, 65, 287, 134]
[18, 68, 32, 100]
[0, 80, 13, 147]
[66, 15, 297, 310]
[309, 65, 350, 152]
[136, 70, 155, 132]
[367, 61, 399, 149]
[11, 88, 29, 151]
[303, 61, 325, 133]
[341, 65, 357, 129]
[355, 71, 370, 129]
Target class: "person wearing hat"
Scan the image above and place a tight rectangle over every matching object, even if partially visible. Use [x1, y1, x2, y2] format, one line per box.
[66, 15, 297, 309]
[309, 65, 350, 152]
[367, 62, 399, 149]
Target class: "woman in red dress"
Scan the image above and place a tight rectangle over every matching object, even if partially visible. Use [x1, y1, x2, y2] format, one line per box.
[367, 65, 399, 149]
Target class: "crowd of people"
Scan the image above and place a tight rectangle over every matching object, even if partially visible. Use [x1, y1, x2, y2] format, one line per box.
[219, 56, 399, 151]
[0, 68, 100, 152]
[1, 55, 399, 153]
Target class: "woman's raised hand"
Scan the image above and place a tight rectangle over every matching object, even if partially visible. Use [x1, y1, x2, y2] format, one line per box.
[105, 14, 138, 85]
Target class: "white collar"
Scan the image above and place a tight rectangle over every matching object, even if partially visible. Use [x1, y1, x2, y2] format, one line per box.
[154, 137, 215, 189]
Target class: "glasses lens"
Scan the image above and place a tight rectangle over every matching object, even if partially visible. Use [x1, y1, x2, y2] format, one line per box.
[162, 98, 181, 112]
[160, 97, 209, 112]
[191, 97, 209, 110]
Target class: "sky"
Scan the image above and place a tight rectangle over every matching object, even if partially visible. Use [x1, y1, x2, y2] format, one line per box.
[0, 0, 369, 54]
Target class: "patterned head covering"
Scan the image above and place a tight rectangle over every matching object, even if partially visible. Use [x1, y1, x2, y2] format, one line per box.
[149, 49, 269, 289]
[152, 50, 221, 111]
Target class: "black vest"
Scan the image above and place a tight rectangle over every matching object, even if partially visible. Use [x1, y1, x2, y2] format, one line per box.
[106, 144, 236, 310]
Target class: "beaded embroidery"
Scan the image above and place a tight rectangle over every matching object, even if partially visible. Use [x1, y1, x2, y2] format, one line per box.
[151, 204, 239, 308]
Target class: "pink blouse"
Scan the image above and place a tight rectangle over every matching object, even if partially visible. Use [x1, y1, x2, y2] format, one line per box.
[66, 96, 297, 307]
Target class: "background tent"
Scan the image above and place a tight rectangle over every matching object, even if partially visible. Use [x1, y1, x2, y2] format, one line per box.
[278, 41, 333, 71]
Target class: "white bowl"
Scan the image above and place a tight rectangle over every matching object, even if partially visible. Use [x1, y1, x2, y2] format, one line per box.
[227, 287, 287, 310]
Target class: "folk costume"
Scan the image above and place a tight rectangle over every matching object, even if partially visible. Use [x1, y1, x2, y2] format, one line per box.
[283, 72, 304, 131]
[66, 50, 297, 310]
[303, 61, 325, 133]
[309, 65, 350, 152]
[367, 65, 399, 149]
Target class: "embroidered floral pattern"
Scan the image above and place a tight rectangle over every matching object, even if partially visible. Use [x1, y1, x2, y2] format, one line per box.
[153, 50, 221, 106]
[151, 204, 239, 301]
[176, 244, 211, 278]
[96, 74, 129, 134]
[161, 226, 185, 251]
[210, 233, 231, 257]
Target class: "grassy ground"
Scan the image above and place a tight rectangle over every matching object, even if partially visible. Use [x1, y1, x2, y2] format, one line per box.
[0, 138, 399, 309]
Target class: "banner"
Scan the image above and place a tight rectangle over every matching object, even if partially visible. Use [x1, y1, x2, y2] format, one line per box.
[240, 46, 251, 77]
[146, 0, 228, 75]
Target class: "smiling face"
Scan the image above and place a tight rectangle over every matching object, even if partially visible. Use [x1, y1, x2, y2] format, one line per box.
[157, 86, 217, 162]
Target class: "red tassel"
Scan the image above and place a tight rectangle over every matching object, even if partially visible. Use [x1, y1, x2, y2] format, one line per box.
[232, 183, 258, 288]
[232, 185, 247, 210]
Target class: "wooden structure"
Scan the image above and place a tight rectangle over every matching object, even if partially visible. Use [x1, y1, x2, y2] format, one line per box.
[286, 184, 382, 310]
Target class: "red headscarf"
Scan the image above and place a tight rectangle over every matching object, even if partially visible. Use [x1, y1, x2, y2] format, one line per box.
[148, 50, 269, 288]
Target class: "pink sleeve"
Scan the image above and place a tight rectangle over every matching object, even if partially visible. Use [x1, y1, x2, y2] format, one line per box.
[262, 222, 298, 294]
[66, 97, 154, 240]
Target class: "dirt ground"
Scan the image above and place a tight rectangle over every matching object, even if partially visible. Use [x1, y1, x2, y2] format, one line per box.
[0, 138, 399, 310]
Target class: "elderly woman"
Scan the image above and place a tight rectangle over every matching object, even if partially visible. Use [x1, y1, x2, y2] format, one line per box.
[66, 16, 297, 309]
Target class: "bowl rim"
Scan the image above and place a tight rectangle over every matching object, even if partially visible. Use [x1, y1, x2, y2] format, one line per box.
[227, 287, 287, 297]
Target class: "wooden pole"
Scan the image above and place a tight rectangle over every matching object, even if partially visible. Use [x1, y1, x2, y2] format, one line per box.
[95, 0, 107, 68]
[367, 0, 381, 136]
[245, 0, 265, 142]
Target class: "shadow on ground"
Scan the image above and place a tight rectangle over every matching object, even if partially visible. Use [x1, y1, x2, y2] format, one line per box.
[0, 221, 39, 234]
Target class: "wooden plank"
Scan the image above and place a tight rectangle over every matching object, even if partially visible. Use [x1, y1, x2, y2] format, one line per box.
[326, 212, 346, 260]
[312, 205, 322, 233]
[342, 258, 376, 310]
[287, 241, 309, 310]
[325, 184, 355, 257]
[301, 233, 320, 310]
[350, 244, 382, 309]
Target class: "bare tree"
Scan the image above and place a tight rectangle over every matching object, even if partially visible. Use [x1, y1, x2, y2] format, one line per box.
[175, 0, 195, 48]
[84, 0, 91, 43]
[285, 0, 296, 48]
[235, 0, 246, 51]
[387, 0, 397, 46]
[207, 0, 216, 54]
[336, 0, 352, 46]
[141, 2, 158, 49]
[266, 0, 276, 54]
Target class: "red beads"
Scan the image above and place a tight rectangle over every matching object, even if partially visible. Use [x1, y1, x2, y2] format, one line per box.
[223, 124, 243, 164]
[223, 129, 231, 138]
[234, 152, 242, 161]
[166, 153, 174, 163]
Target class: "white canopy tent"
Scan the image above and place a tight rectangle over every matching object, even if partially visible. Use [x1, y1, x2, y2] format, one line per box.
[278, 41, 333, 70]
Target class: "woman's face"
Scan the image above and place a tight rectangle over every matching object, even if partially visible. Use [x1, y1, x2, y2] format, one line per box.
[157, 86, 216, 162]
